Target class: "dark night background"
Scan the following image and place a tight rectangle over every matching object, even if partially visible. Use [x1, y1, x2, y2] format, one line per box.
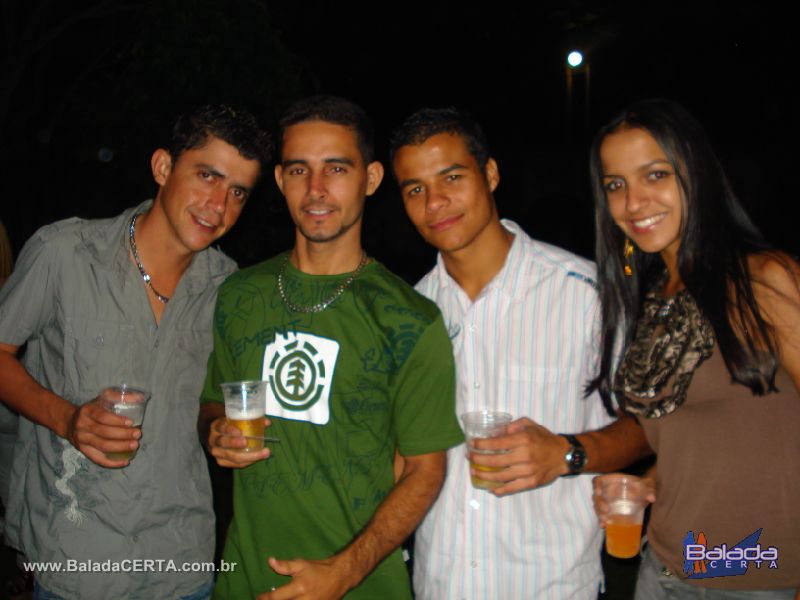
[0, 2, 794, 597]
[1, 1, 795, 282]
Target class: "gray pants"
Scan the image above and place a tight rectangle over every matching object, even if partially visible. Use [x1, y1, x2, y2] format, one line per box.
[635, 546, 795, 600]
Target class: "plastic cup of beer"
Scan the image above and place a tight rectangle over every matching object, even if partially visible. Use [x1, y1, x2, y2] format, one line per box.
[597, 474, 648, 559]
[100, 385, 150, 461]
[460, 411, 513, 490]
[220, 381, 267, 452]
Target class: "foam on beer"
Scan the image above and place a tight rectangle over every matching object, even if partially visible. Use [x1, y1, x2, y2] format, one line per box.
[608, 500, 640, 516]
[226, 405, 263, 420]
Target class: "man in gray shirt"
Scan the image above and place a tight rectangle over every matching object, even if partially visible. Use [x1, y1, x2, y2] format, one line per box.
[0, 105, 270, 599]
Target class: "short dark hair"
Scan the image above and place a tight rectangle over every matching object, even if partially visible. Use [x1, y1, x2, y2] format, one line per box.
[389, 107, 490, 171]
[278, 95, 375, 164]
[169, 105, 272, 174]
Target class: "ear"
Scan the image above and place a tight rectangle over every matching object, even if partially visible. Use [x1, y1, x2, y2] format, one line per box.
[484, 158, 500, 193]
[365, 161, 385, 197]
[274, 163, 286, 195]
[151, 149, 173, 186]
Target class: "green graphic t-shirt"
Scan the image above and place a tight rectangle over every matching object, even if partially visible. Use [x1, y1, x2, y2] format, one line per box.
[201, 254, 462, 599]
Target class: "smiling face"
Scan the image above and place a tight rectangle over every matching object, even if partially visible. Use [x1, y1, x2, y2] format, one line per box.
[152, 136, 260, 255]
[274, 121, 383, 247]
[600, 127, 684, 268]
[392, 132, 499, 256]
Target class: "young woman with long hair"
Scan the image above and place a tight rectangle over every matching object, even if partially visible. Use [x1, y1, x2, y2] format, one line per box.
[589, 99, 799, 599]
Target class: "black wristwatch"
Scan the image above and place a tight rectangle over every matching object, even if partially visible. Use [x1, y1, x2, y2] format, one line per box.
[560, 434, 587, 476]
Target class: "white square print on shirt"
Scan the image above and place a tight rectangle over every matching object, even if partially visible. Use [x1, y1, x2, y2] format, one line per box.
[262, 331, 339, 425]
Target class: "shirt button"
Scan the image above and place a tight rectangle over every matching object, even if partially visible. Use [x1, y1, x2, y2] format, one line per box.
[132, 535, 139, 542]
[474, 382, 480, 389]
[95, 335, 104, 345]
[471, 561, 478, 568]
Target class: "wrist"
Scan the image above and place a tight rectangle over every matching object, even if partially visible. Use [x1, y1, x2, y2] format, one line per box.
[58, 401, 80, 441]
[559, 433, 588, 476]
[331, 550, 366, 591]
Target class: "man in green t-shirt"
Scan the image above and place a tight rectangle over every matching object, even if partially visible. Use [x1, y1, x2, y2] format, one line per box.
[199, 95, 463, 600]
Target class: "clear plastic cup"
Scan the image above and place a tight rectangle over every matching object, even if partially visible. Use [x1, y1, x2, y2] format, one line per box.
[100, 385, 150, 461]
[597, 474, 649, 558]
[221, 381, 268, 452]
[460, 411, 513, 490]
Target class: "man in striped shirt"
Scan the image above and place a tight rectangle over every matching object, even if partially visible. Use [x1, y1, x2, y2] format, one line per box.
[390, 108, 652, 599]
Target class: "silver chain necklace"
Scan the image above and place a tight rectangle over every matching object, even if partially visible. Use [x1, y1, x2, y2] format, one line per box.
[277, 251, 369, 313]
[128, 213, 170, 304]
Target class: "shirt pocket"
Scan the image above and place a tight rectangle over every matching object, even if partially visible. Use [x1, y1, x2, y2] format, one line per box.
[503, 365, 579, 430]
[63, 317, 135, 402]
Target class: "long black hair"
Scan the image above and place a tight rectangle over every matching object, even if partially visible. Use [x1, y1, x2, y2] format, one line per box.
[587, 99, 779, 414]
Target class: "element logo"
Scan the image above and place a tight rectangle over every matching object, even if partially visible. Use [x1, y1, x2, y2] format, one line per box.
[263, 331, 339, 425]
[683, 529, 778, 579]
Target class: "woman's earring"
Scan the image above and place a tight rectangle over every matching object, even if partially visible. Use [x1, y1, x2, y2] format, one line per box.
[623, 238, 634, 277]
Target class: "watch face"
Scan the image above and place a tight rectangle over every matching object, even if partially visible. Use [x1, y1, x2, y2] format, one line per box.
[569, 449, 587, 469]
[564, 436, 587, 474]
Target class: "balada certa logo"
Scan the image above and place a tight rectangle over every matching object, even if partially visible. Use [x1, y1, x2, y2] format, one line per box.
[683, 529, 778, 579]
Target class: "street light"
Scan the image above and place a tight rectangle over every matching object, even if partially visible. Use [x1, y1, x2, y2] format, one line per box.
[567, 51, 584, 68]
[565, 49, 591, 141]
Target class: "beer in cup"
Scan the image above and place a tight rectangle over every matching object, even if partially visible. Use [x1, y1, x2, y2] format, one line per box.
[221, 381, 267, 452]
[460, 411, 513, 490]
[597, 473, 648, 558]
[100, 385, 150, 461]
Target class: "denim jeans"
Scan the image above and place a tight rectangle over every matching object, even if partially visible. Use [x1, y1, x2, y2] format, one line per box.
[635, 546, 795, 600]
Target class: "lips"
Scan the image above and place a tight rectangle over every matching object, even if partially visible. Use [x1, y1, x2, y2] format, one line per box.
[192, 214, 222, 232]
[629, 213, 666, 234]
[428, 214, 462, 231]
[302, 204, 336, 219]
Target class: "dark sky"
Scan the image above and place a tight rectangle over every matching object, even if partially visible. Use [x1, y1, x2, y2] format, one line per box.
[1, 1, 795, 283]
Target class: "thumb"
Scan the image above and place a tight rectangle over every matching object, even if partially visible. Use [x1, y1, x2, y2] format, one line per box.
[268, 556, 301, 576]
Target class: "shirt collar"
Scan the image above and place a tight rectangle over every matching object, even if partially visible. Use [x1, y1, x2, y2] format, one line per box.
[77, 200, 221, 298]
[433, 218, 527, 300]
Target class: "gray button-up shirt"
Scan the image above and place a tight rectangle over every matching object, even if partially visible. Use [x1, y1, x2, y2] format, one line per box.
[0, 201, 236, 599]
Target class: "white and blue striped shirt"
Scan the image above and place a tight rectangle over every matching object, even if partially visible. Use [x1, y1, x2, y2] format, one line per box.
[413, 220, 612, 600]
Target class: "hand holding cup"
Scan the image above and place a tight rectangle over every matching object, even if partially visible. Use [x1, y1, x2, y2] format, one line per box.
[593, 473, 654, 558]
[210, 381, 276, 468]
[65, 384, 149, 468]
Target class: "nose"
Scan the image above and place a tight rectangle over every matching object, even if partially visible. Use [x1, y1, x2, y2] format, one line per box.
[624, 182, 647, 214]
[308, 170, 326, 200]
[425, 183, 449, 214]
[208, 185, 227, 214]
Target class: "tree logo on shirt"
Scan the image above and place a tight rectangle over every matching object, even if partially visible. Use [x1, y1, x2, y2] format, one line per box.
[263, 332, 339, 425]
[269, 339, 326, 411]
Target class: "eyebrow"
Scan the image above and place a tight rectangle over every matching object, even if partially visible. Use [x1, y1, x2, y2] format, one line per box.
[281, 157, 356, 168]
[195, 162, 253, 193]
[325, 157, 355, 166]
[194, 162, 226, 179]
[602, 159, 672, 178]
[398, 162, 469, 189]
[440, 163, 468, 175]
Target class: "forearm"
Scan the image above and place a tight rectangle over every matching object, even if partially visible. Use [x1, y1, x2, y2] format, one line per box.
[335, 451, 446, 588]
[574, 413, 653, 474]
[0, 344, 75, 437]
